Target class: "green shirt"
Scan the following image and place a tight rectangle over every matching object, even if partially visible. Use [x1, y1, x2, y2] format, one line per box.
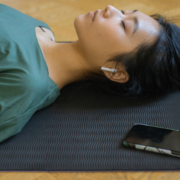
[0, 4, 60, 143]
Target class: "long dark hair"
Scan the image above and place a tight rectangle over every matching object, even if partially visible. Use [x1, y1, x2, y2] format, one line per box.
[67, 13, 180, 99]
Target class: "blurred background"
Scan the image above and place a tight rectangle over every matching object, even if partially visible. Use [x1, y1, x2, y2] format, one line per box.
[1, 0, 180, 41]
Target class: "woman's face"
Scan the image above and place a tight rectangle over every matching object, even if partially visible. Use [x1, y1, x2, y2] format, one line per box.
[74, 5, 161, 73]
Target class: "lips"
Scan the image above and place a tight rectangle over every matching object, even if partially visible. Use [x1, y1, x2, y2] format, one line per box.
[93, 10, 98, 21]
[90, 10, 98, 21]
[90, 11, 94, 21]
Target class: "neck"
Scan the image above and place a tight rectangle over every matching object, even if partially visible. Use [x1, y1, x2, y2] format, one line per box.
[46, 40, 93, 90]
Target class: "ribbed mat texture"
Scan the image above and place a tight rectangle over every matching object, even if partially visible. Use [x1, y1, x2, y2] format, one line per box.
[0, 82, 180, 171]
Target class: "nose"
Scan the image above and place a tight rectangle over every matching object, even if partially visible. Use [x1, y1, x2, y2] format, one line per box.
[104, 5, 110, 18]
[104, 5, 123, 18]
[105, 5, 112, 11]
[105, 5, 116, 13]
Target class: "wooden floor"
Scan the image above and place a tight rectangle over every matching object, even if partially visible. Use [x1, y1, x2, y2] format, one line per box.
[1, 172, 180, 180]
[0, 0, 180, 179]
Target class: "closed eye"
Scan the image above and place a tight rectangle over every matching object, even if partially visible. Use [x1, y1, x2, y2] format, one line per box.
[121, 10, 125, 29]
[120, 9, 138, 30]
[121, 20, 125, 29]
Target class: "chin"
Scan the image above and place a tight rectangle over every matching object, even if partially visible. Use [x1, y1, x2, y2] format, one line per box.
[74, 15, 84, 40]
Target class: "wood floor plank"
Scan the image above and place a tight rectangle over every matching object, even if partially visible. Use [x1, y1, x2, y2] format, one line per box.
[1, 172, 180, 180]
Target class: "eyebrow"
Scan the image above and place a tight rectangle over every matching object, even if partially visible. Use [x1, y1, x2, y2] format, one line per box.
[131, 10, 139, 34]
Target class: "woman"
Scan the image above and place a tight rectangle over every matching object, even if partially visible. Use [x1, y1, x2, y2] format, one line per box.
[42, 5, 180, 99]
[0, 4, 179, 143]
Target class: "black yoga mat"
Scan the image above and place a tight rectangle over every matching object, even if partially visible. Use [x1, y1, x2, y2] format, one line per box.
[0, 81, 180, 171]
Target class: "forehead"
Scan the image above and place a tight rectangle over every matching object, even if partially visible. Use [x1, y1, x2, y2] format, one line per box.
[126, 10, 161, 40]
[131, 10, 160, 32]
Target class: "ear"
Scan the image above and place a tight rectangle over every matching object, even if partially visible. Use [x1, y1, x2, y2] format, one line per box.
[103, 69, 130, 83]
[102, 62, 129, 83]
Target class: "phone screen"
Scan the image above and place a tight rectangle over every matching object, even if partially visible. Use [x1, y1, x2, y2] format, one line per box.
[123, 124, 180, 152]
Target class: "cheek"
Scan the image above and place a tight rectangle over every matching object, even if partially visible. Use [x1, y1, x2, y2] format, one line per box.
[87, 25, 124, 58]
[97, 25, 124, 53]
[93, 24, 121, 46]
[75, 17, 125, 56]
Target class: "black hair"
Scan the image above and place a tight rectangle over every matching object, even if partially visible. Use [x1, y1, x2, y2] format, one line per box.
[68, 13, 180, 99]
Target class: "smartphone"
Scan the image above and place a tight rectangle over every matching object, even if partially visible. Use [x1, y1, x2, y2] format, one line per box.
[122, 123, 180, 158]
